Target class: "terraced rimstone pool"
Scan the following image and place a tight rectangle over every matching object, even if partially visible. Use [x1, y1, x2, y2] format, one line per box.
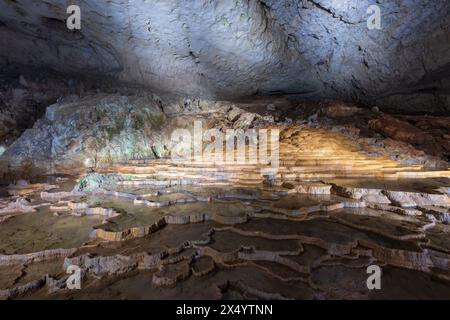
[0, 172, 449, 299]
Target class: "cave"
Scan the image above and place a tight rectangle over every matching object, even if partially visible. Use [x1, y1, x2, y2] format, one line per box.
[0, 0, 449, 302]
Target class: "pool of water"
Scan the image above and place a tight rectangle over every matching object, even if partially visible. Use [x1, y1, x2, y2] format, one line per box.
[0, 174, 449, 299]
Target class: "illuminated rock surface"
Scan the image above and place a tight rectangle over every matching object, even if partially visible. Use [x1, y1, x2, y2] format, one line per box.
[1, 95, 449, 178]
[0, 93, 449, 300]
[0, 0, 449, 114]
[0, 0, 449, 301]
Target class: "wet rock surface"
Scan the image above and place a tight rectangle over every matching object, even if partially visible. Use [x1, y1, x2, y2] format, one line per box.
[1, 96, 449, 181]
[0, 171, 449, 300]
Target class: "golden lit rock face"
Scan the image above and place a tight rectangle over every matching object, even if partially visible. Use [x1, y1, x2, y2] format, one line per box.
[110, 125, 450, 188]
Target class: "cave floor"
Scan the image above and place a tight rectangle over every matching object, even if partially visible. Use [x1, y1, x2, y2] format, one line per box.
[1, 102, 450, 299]
[0, 172, 450, 300]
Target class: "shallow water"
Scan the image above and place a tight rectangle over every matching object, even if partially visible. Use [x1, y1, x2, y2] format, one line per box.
[325, 177, 450, 193]
[0, 208, 103, 254]
[0, 175, 449, 299]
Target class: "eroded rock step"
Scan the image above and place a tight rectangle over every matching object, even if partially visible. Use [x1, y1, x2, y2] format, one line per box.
[0, 173, 450, 300]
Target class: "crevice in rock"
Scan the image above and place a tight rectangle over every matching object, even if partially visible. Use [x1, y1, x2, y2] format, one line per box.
[302, 0, 359, 25]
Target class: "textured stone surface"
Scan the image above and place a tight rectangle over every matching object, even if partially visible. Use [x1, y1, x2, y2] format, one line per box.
[0, 0, 449, 113]
[1, 94, 449, 181]
[0, 174, 450, 299]
[0, 93, 175, 175]
[0, 72, 71, 147]
[0, 0, 449, 299]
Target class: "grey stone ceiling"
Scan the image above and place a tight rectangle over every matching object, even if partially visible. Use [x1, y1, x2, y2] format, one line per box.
[0, 0, 449, 113]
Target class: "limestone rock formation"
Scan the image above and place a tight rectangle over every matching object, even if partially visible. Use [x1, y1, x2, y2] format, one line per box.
[0, 0, 449, 302]
[0, 0, 449, 114]
[0, 93, 174, 176]
[1, 95, 449, 182]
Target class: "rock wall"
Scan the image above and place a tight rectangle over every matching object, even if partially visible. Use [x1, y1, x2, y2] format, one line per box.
[0, 67, 146, 150]
[0, 93, 260, 177]
[0, 0, 449, 114]
[0, 93, 448, 181]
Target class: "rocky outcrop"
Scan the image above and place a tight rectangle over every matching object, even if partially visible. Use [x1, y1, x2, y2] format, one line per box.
[0, 94, 175, 176]
[368, 115, 447, 159]
[280, 101, 450, 166]
[64, 254, 138, 276]
[0, 277, 45, 300]
[1, 92, 449, 180]
[0, 93, 280, 177]
[0, 69, 128, 151]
